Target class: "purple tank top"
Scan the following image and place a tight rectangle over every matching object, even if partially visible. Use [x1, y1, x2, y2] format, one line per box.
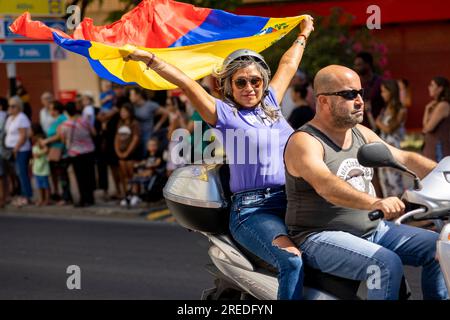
[213, 87, 294, 193]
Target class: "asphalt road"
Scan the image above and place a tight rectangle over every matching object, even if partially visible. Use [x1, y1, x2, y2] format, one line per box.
[0, 213, 424, 300]
[0, 214, 212, 300]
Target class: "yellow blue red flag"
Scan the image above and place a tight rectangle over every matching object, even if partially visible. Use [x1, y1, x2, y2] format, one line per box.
[10, 0, 307, 90]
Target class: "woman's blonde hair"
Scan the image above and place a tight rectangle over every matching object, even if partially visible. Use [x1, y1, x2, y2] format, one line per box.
[213, 56, 280, 123]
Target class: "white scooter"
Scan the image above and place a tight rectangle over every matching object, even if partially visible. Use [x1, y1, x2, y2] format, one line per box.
[358, 142, 450, 292]
[163, 142, 450, 299]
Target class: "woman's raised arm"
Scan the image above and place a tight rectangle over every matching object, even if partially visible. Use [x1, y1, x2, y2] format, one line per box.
[270, 16, 314, 105]
[124, 50, 218, 126]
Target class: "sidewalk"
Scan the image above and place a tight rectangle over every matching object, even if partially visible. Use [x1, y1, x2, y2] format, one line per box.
[0, 193, 172, 221]
[0, 167, 172, 222]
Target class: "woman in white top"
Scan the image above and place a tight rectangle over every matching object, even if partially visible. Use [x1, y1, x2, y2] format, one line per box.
[5, 96, 33, 206]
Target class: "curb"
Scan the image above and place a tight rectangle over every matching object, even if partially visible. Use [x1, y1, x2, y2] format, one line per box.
[0, 200, 170, 221]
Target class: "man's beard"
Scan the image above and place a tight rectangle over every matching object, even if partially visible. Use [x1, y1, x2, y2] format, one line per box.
[331, 105, 363, 128]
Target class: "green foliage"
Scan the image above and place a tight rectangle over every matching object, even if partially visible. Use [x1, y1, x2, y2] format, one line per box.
[103, 0, 142, 23]
[261, 7, 389, 80]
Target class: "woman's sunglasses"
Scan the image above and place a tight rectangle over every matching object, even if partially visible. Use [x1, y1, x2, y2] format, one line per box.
[316, 89, 364, 100]
[233, 77, 263, 89]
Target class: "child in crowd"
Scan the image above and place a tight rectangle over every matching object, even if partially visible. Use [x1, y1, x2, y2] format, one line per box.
[98, 79, 116, 130]
[123, 138, 165, 206]
[31, 125, 51, 206]
[99, 79, 115, 112]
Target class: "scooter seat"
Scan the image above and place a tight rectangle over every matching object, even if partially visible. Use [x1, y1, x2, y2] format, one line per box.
[232, 237, 361, 300]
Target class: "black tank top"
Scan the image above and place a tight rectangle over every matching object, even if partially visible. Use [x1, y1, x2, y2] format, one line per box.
[285, 124, 379, 246]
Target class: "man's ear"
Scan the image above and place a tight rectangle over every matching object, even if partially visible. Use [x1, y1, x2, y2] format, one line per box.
[317, 95, 329, 108]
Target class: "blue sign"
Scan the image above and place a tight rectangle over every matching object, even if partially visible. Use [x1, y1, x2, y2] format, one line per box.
[0, 43, 66, 62]
[1, 18, 66, 39]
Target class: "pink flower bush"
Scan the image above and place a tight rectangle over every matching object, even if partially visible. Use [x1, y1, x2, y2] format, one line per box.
[352, 42, 363, 52]
[383, 70, 392, 79]
[377, 43, 388, 55]
[379, 56, 388, 68]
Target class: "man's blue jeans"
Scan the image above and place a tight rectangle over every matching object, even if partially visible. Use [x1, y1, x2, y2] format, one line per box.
[299, 220, 448, 300]
[229, 187, 304, 300]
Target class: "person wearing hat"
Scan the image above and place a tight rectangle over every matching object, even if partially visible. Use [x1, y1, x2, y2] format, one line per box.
[123, 16, 314, 300]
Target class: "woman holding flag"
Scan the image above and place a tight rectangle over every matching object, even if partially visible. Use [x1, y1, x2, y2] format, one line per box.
[124, 16, 314, 299]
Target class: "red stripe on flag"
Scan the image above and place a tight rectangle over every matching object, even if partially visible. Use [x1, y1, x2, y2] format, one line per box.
[9, 12, 70, 40]
[73, 0, 212, 48]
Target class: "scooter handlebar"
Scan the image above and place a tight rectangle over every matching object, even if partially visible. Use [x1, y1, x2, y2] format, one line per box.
[368, 210, 384, 221]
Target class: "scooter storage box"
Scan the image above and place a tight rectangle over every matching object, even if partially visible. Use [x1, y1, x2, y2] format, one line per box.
[163, 164, 230, 234]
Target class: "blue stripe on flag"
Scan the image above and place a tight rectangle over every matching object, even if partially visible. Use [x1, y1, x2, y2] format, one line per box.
[169, 10, 269, 47]
[52, 32, 136, 85]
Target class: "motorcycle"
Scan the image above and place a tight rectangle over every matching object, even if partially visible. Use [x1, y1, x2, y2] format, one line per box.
[163, 142, 450, 300]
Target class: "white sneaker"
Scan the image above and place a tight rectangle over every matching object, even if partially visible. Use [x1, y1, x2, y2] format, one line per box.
[120, 198, 128, 207]
[130, 195, 142, 207]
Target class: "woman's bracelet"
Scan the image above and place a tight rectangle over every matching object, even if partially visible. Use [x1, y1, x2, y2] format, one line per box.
[146, 53, 155, 70]
[294, 33, 308, 47]
[294, 37, 306, 47]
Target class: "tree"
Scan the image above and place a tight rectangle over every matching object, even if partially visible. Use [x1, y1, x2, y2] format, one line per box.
[261, 7, 390, 81]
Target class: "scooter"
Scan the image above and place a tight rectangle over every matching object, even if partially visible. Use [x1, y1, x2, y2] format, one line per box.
[163, 142, 450, 300]
[358, 142, 450, 292]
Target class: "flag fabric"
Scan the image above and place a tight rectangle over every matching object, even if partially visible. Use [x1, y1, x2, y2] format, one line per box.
[10, 0, 307, 90]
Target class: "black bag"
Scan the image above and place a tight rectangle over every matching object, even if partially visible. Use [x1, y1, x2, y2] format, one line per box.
[0, 125, 13, 161]
[1, 148, 13, 161]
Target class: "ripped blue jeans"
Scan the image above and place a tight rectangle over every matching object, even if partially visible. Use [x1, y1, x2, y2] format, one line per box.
[229, 186, 304, 300]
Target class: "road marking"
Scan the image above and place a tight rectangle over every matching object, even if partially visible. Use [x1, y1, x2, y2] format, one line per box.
[146, 209, 171, 221]
[164, 216, 176, 223]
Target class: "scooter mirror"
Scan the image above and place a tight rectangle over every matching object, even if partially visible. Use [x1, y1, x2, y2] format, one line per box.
[358, 142, 422, 190]
[357, 142, 404, 170]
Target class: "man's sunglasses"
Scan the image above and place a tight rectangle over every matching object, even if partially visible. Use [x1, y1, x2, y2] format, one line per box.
[233, 77, 263, 89]
[316, 89, 364, 100]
